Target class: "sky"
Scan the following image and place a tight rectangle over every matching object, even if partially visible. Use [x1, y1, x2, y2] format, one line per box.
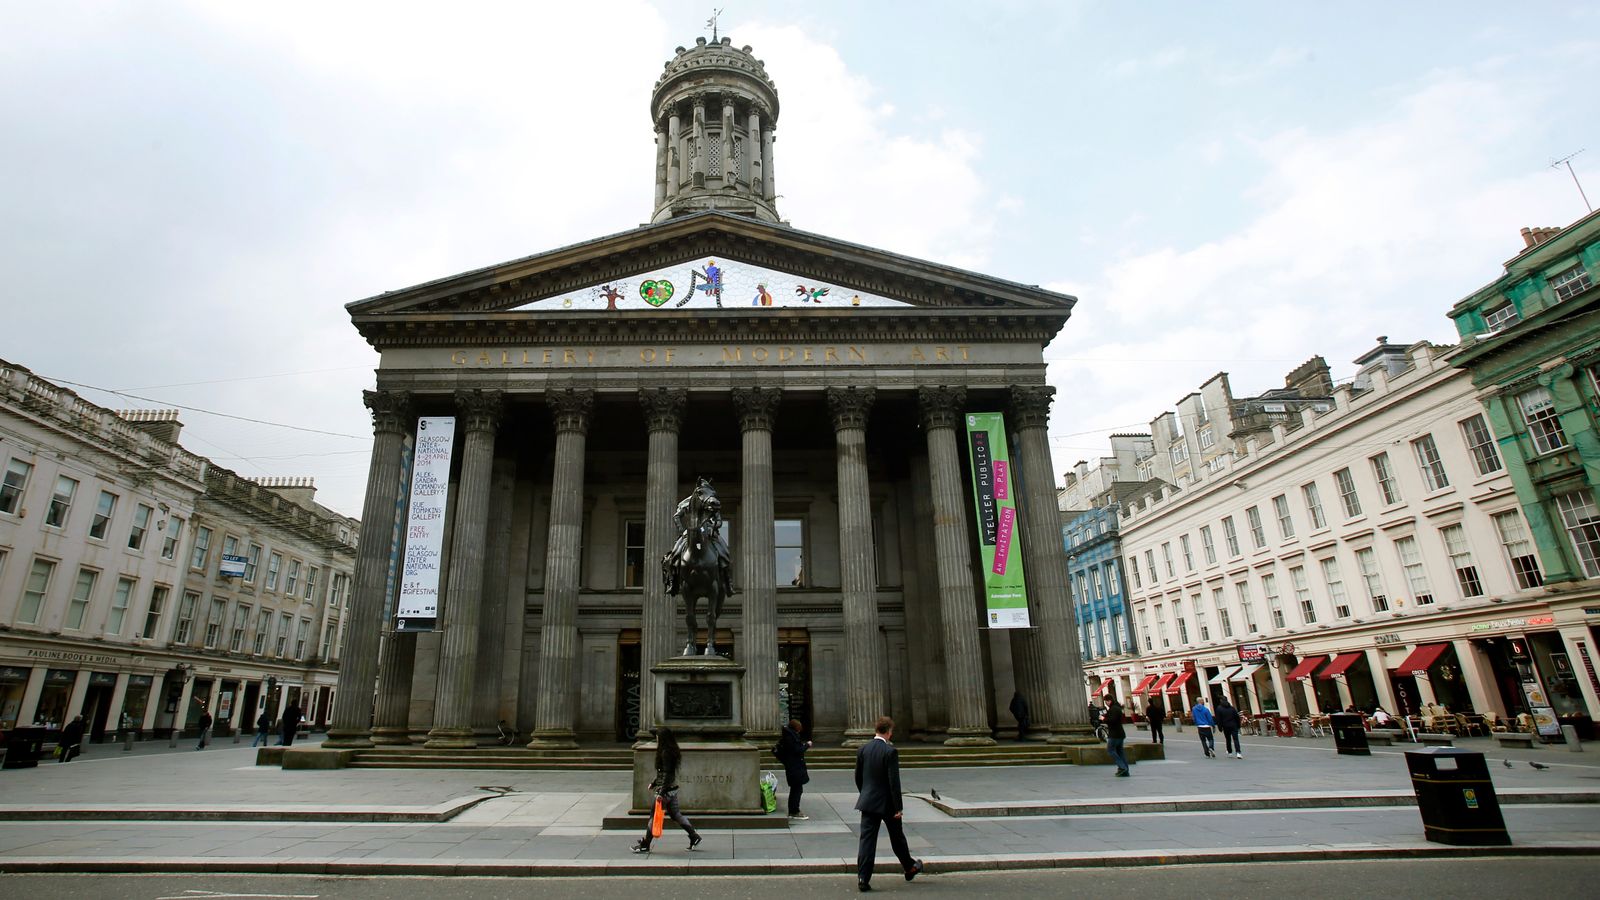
[2, 1, 1596, 517]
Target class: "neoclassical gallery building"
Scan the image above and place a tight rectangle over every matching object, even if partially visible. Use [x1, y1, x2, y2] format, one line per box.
[322, 34, 1091, 751]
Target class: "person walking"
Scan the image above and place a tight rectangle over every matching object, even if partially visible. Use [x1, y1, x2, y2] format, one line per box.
[279, 702, 302, 747]
[251, 708, 273, 748]
[1192, 698, 1216, 758]
[853, 716, 924, 892]
[1008, 691, 1030, 741]
[1216, 696, 1243, 759]
[58, 715, 87, 763]
[1104, 699, 1129, 777]
[1145, 694, 1166, 744]
[195, 709, 213, 750]
[775, 718, 813, 819]
[631, 726, 702, 853]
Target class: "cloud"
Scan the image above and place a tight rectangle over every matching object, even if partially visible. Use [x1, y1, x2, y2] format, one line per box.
[1042, 67, 1584, 477]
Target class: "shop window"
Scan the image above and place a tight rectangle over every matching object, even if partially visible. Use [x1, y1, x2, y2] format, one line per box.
[1492, 510, 1543, 589]
[776, 519, 805, 587]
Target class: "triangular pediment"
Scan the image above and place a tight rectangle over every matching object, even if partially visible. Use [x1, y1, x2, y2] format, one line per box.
[347, 211, 1074, 320]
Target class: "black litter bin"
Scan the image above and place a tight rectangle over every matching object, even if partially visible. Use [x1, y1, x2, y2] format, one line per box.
[1, 727, 51, 769]
[1330, 713, 1370, 756]
[1405, 747, 1510, 845]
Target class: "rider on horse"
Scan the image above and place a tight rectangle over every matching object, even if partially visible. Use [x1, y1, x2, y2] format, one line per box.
[662, 477, 736, 598]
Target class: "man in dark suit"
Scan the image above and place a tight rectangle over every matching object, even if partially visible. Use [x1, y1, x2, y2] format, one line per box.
[853, 716, 924, 892]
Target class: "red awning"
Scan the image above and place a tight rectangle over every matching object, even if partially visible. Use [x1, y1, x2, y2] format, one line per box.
[1285, 656, 1325, 681]
[1096, 678, 1114, 697]
[1318, 652, 1364, 680]
[1130, 674, 1159, 695]
[1149, 673, 1176, 694]
[1393, 643, 1449, 676]
[1165, 670, 1194, 693]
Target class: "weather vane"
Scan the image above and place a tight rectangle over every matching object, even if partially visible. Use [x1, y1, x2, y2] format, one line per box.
[707, 8, 724, 42]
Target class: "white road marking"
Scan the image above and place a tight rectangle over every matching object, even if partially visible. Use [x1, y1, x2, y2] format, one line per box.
[155, 891, 320, 899]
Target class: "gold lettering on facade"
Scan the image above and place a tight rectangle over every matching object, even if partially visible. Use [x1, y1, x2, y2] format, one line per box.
[477, 351, 492, 365]
[542, 349, 553, 364]
[778, 347, 795, 362]
[910, 347, 926, 362]
[722, 347, 742, 362]
[825, 347, 839, 362]
[935, 347, 950, 361]
[501, 350, 510, 365]
[958, 345, 970, 360]
[752, 347, 769, 362]
[451, 351, 467, 365]
[849, 346, 866, 361]
[587, 349, 597, 365]
[802, 348, 814, 361]
[563, 349, 577, 364]
[641, 349, 657, 363]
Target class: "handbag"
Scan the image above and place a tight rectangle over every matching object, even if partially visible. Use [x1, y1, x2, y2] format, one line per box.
[650, 795, 664, 838]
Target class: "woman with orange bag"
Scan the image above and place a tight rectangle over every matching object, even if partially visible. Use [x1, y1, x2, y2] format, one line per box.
[632, 726, 702, 853]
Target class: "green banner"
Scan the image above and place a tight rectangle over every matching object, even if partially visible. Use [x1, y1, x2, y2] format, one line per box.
[965, 412, 1031, 628]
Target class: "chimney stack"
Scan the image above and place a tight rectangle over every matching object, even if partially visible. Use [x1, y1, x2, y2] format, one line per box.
[1520, 226, 1562, 249]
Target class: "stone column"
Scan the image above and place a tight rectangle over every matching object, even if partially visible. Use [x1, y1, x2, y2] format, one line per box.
[1010, 385, 1094, 742]
[529, 388, 594, 749]
[1365, 648, 1400, 714]
[746, 109, 762, 193]
[691, 100, 706, 188]
[636, 387, 686, 740]
[653, 127, 667, 207]
[141, 672, 165, 732]
[667, 111, 681, 198]
[471, 451, 517, 736]
[425, 389, 504, 748]
[917, 386, 997, 747]
[735, 386, 782, 742]
[370, 631, 416, 743]
[324, 390, 411, 748]
[762, 130, 776, 202]
[828, 386, 886, 746]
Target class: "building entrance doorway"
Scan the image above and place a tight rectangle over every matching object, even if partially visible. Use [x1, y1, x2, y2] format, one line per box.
[779, 629, 812, 732]
[83, 673, 117, 741]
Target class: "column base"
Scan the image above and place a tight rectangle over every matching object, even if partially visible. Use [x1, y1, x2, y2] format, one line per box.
[743, 728, 780, 746]
[422, 727, 477, 749]
[1046, 724, 1101, 746]
[527, 729, 579, 750]
[369, 726, 412, 746]
[943, 727, 997, 747]
[319, 728, 373, 749]
[841, 728, 875, 748]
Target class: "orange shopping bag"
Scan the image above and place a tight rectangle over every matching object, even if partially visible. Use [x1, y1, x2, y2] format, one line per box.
[650, 795, 664, 838]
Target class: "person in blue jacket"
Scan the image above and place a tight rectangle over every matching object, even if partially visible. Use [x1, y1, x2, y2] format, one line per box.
[1192, 699, 1216, 758]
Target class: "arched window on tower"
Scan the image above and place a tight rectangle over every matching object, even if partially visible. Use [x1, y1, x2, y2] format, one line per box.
[707, 130, 723, 177]
[732, 134, 744, 184]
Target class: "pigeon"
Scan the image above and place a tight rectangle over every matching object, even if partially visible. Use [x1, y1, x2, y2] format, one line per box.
[1502, 759, 1513, 769]
[1529, 761, 1550, 770]
[931, 789, 941, 800]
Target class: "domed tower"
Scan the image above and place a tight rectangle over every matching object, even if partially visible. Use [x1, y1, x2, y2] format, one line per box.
[650, 35, 781, 224]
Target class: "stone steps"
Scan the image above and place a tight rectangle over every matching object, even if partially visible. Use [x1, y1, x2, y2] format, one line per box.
[343, 743, 1083, 771]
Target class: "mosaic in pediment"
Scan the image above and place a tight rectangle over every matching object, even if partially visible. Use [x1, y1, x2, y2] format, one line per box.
[510, 257, 912, 312]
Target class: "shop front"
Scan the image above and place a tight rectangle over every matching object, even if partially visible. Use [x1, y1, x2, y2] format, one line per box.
[35, 669, 76, 727]
[0, 666, 27, 729]
[82, 671, 118, 740]
[122, 675, 153, 734]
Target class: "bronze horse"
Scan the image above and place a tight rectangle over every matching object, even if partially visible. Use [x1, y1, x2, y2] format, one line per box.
[664, 478, 729, 656]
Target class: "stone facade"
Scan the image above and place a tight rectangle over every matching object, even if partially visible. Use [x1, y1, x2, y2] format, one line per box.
[326, 35, 1094, 751]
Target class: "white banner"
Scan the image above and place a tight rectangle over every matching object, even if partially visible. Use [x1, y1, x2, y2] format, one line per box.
[397, 416, 454, 631]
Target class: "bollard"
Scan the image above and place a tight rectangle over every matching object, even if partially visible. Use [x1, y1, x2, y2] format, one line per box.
[123, 729, 133, 752]
[168, 727, 178, 748]
[1562, 724, 1582, 752]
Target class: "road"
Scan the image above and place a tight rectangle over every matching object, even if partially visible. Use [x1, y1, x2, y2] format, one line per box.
[4, 857, 1597, 899]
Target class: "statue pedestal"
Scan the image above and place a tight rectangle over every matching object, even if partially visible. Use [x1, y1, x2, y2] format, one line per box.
[631, 655, 763, 814]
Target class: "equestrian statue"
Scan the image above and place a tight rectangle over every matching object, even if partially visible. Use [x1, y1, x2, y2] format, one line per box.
[662, 477, 737, 656]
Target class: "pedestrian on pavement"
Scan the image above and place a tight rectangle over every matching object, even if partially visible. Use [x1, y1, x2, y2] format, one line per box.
[1145, 694, 1166, 744]
[195, 710, 212, 750]
[58, 715, 86, 763]
[1009, 691, 1030, 741]
[632, 726, 701, 853]
[279, 702, 302, 746]
[252, 708, 273, 748]
[1192, 698, 1216, 757]
[775, 718, 813, 819]
[1103, 699, 1129, 777]
[853, 716, 924, 891]
[1216, 696, 1243, 759]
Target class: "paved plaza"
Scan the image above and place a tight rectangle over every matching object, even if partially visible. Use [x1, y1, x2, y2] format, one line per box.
[1, 732, 1597, 874]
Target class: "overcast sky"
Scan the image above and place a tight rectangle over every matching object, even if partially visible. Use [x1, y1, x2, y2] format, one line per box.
[3, 1, 1596, 517]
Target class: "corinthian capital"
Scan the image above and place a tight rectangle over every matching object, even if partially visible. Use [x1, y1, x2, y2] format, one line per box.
[917, 385, 967, 431]
[547, 388, 594, 435]
[363, 390, 413, 437]
[454, 389, 504, 434]
[1009, 385, 1055, 429]
[732, 386, 782, 432]
[639, 386, 688, 433]
[826, 386, 875, 431]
